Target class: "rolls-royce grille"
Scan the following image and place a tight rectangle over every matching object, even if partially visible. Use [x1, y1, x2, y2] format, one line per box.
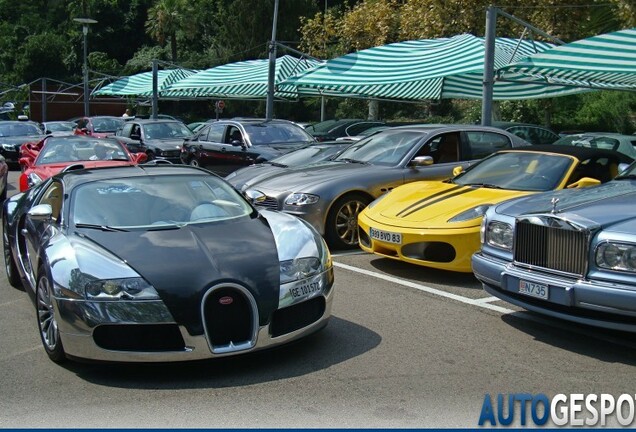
[203, 287, 253, 347]
[514, 220, 588, 276]
[255, 196, 280, 210]
[270, 297, 325, 337]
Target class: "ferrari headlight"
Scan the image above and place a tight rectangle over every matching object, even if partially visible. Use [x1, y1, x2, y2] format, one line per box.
[27, 172, 43, 188]
[85, 277, 160, 300]
[280, 257, 323, 284]
[485, 221, 513, 250]
[448, 204, 492, 223]
[596, 242, 636, 272]
[285, 193, 319, 206]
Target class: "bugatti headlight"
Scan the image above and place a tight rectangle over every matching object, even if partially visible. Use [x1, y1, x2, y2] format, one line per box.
[285, 193, 319, 206]
[596, 242, 636, 272]
[85, 277, 160, 300]
[448, 204, 492, 223]
[485, 221, 513, 250]
[280, 257, 323, 284]
[27, 172, 43, 188]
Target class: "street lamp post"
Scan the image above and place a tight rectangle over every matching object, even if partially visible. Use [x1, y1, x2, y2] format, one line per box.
[73, 18, 98, 117]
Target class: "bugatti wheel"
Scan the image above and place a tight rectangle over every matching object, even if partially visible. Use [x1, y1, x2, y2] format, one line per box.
[36, 266, 66, 363]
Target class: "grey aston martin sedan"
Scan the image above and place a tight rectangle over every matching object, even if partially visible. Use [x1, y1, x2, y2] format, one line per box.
[229, 124, 529, 249]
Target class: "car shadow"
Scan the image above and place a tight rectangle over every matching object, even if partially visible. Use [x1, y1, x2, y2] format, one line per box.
[501, 311, 636, 365]
[368, 257, 481, 290]
[64, 316, 381, 388]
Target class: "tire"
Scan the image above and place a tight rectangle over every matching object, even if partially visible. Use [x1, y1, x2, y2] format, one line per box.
[145, 150, 155, 161]
[3, 216, 22, 289]
[35, 265, 66, 363]
[325, 193, 371, 250]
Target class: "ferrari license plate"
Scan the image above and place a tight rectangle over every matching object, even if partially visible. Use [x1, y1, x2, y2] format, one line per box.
[518, 279, 549, 300]
[369, 227, 402, 244]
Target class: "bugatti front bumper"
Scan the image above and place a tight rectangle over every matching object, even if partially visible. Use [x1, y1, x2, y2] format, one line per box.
[53, 268, 335, 362]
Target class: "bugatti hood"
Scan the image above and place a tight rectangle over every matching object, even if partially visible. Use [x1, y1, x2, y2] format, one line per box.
[76, 216, 280, 335]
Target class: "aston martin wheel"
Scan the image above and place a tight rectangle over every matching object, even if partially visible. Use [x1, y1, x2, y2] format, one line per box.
[36, 266, 65, 363]
[3, 217, 21, 289]
[325, 193, 371, 250]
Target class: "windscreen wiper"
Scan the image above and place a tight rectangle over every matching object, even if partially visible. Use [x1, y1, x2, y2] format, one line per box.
[264, 161, 288, 168]
[463, 182, 503, 189]
[339, 158, 369, 165]
[74, 223, 129, 232]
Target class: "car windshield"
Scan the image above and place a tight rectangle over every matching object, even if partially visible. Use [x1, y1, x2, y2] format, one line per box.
[71, 175, 253, 229]
[454, 152, 573, 191]
[46, 122, 75, 132]
[92, 118, 125, 133]
[554, 135, 620, 151]
[0, 123, 41, 136]
[243, 123, 314, 145]
[334, 130, 423, 166]
[36, 137, 130, 164]
[142, 122, 193, 139]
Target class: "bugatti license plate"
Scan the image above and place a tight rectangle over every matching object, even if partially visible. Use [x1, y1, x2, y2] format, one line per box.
[519, 279, 548, 300]
[369, 227, 402, 244]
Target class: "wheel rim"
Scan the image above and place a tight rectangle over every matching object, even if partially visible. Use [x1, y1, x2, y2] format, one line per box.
[189, 159, 199, 167]
[334, 200, 366, 246]
[3, 225, 12, 278]
[37, 275, 59, 350]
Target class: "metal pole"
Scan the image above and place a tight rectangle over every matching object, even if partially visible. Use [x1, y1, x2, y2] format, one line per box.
[481, 5, 497, 126]
[152, 59, 158, 120]
[41, 78, 47, 123]
[82, 25, 89, 116]
[266, 0, 280, 120]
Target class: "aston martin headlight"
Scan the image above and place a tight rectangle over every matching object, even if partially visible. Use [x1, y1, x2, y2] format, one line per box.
[280, 257, 323, 284]
[85, 278, 160, 300]
[485, 221, 513, 250]
[448, 204, 493, 223]
[596, 242, 636, 272]
[285, 193, 319, 206]
[27, 172, 43, 188]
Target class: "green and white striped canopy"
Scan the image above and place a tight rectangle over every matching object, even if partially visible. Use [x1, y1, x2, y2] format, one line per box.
[497, 28, 636, 90]
[278, 33, 585, 101]
[161, 55, 322, 99]
[92, 68, 198, 97]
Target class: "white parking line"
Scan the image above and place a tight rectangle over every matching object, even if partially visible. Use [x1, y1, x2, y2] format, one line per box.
[333, 262, 515, 314]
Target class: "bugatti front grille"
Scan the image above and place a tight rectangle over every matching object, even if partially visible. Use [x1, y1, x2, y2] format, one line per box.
[203, 287, 253, 348]
[514, 220, 588, 276]
[255, 196, 280, 210]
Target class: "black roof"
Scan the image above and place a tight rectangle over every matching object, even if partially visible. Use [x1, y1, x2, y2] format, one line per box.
[503, 144, 634, 164]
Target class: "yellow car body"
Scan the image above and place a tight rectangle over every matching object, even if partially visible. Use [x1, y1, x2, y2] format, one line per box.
[358, 147, 627, 272]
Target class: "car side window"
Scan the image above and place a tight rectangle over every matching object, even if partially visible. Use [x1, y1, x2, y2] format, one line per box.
[425, 133, 461, 163]
[37, 181, 64, 223]
[226, 127, 243, 144]
[466, 132, 511, 159]
[206, 124, 225, 143]
[120, 123, 133, 137]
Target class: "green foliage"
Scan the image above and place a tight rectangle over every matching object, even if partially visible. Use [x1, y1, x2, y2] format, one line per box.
[15, 33, 70, 82]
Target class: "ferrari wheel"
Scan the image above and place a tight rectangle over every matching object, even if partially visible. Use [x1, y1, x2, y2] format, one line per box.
[325, 193, 371, 250]
[36, 266, 66, 363]
[3, 217, 22, 289]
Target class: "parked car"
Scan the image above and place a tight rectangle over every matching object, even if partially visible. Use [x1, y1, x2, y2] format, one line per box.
[41, 121, 76, 136]
[472, 159, 636, 332]
[0, 120, 46, 165]
[116, 118, 193, 163]
[234, 124, 529, 249]
[358, 145, 632, 272]
[226, 141, 352, 191]
[18, 135, 147, 191]
[551, 132, 636, 159]
[3, 164, 334, 362]
[305, 119, 387, 142]
[181, 118, 316, 175]
[492, 121, 560, 146]
[73, 116, 126, 138]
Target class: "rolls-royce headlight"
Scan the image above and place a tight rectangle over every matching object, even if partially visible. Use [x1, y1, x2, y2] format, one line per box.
[448, 204, 492, 223]
[27, 172, 43, 188]
[280, 257, 323, 284]
[485, 221, 513, 250]
[596, 242, 636, 272]
[285, 193, 319, 206]
[85, 278, 160, 300]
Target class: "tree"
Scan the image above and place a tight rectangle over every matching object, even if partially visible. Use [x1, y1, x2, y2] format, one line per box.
[146, 0, 187, 62]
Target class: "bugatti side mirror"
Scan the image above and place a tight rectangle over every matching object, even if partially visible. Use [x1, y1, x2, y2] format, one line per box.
[27, 204, 53, 222]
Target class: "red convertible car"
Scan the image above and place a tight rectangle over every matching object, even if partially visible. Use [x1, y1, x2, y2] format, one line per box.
[19, 135, 147, 191]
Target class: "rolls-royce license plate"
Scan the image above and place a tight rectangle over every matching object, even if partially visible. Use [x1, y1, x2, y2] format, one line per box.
[519, 279, 549, 300]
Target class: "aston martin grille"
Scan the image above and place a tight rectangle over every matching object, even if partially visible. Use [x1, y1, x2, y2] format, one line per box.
[514, 220, 588, 276]
[255, 196, 280, 210]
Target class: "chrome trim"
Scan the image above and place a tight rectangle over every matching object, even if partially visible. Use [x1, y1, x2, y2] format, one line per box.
[200, 283, 259, 354]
